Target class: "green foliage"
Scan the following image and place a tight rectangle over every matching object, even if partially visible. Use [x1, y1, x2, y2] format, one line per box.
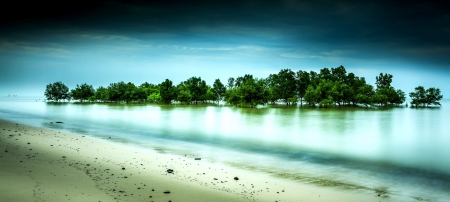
[296, 70, 310, 104]
[160, 79, 176, 104]
[225, 88, 241, 106]
[71, 83, 95, 102]
[44, 81, 69, 102]
[356, 84, 374, 106]
[44, 65, 438, 109]
[273, 69, 297, 105]
[176, 82, 192, 104]
[94, 86, 109, 102]
[331, 65, 347, 83]
[265, 74, 278, 104]
[147, 92, 161, 103]
[372, 73, 406, 106]
[304, 86, 317, 106]
[212, 78, 226, 104]
[349, 75, 367, 105]
[319, 68, 332, 81]
[185, 77, 207, 104]
[107, 81, 126, 102]
[225, 75, 268, 107]
[204, 86, 216, 103]
[319, 96, 334, 108]
[409, 86, 443, 107]
[375, 73, 393, 89]
[227, 77, 235, 90]
[425, 87, 443, 106]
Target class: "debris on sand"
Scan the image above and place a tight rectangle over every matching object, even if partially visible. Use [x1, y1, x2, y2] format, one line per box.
[167, 169, 174, 173]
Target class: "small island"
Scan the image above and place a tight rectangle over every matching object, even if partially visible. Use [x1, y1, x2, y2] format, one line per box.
[44, 66, 442, 108]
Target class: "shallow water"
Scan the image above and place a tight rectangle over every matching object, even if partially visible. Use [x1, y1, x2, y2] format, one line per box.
[1, 97, 450, 201]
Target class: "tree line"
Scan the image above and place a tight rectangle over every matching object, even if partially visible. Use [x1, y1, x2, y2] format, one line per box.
[44, 66, 443, 108]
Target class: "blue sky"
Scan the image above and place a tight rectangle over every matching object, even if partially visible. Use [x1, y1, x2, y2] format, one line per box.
[1, 0, 449, 97]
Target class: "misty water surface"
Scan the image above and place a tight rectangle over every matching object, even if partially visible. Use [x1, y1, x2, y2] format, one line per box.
[1, 97, 449, 201]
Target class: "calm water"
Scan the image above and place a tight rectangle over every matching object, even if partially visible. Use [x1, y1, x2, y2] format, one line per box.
[1, 97, 450, 201]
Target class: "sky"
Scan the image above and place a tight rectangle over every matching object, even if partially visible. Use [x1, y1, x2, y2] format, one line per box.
[1, 0, 449, 97]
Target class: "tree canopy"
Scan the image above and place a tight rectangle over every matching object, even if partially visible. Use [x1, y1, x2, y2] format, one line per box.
[44, 81, 69, 102]
[44, 65, 442, 108]
[409, 86, 443, 107]
[71, 83, 94, 102]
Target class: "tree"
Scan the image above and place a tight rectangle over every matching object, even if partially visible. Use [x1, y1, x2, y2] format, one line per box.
[239, 77, 268, 108]
[345, 73, 362, 106]
[159, 79, 176, 104]
[296, 70, 310, 105]
[227, 77, 235, 90]
[122, 82, 137, 103]
[409, 86, 426, 107]
[147, 89, 162, 103]
[204, 86, 216, 103]
[304, 86, 317, 106]
[319, 67, 332, 81]
[309, 71, 319, 88]
[331, 65, 347, 83]
[225, 88, 241, 106]
[186, 77, 207, 104]
[332, 83, 347, 106]
[375, 73, 393, 89]
[225, 74, 268, 107]
[273, 69, 297, 105]
[356, 83, 375, 106]
[265, 74, 278, 104]
[44, 81, 69, 102]
[176, 82, 192, 104]
[94, 86, 109, 102]
[212, 79, 226, 104]
[425, 87, 443, 106]
[373, 73, 405, 106]
[235, 76, 244, 88]
[315, 79, 336, 107]
[372, 90, 389, 106]
[139, 82, 157, 97]
[410, 86, 443, 107]
[71, 83, 95, 102]
[107, 81, 126, 102]
[389, 89, 406, 105]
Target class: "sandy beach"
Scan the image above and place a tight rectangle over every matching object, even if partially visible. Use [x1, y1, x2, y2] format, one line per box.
[0, 118, 385, 202]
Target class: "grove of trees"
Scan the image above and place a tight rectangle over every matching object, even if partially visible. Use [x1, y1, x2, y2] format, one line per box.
[44, 66, 443, 108]
[44, 81, 69, 102]
[409, 86, 443, 107]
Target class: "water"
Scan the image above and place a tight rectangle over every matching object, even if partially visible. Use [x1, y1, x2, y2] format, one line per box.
[1, 96, 450, 201]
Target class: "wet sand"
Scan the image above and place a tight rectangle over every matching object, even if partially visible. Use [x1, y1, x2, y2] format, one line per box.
[0, 119, 385, 201]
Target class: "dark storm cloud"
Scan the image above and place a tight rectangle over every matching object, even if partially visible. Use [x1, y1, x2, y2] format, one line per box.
[2, 0, 449, 67]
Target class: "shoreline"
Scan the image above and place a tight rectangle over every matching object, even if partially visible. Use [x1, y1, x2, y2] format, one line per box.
[1, 118, 385, 201]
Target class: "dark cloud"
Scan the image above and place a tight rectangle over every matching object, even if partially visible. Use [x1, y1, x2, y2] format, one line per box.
[2, 1, 449, 64]
[1, 0, 450, 96]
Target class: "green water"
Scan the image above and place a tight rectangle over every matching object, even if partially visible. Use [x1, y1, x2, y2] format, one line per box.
[1, 97, 449, 201]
